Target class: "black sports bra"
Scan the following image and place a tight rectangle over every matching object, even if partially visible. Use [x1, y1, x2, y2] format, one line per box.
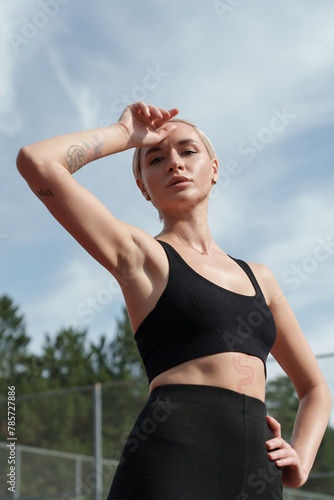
[135, 240, 277, 384]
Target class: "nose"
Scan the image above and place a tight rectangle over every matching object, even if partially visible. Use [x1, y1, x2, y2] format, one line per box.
[166, 152, 184, 173]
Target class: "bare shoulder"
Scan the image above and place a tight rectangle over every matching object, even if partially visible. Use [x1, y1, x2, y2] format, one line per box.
[246, 261, 283, 307]
[247, 261, 276, 282]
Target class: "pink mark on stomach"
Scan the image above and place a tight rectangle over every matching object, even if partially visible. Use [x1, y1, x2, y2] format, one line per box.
[233, 353, 255, 393]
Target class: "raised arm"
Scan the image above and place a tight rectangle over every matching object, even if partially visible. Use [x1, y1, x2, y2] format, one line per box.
[16, 102, 178, 283]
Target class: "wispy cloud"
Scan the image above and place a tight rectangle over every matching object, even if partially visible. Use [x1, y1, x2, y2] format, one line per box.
[47, 49, 101, 129]
[0, 3, 28, 136]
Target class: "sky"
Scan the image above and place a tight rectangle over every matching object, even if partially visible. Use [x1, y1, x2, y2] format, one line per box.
[1, 1, 333, 422]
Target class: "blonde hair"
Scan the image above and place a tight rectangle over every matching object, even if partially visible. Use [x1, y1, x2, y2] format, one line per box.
[132, 119, 217, 180]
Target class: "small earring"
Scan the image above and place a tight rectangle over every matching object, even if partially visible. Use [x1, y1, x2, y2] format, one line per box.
[211, 178, 217, 185]
[144, 193, 151, 201]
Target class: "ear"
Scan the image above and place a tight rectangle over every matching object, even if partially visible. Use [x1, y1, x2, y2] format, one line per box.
[136, 178, 146, 196]
[211, 158, 219, 180]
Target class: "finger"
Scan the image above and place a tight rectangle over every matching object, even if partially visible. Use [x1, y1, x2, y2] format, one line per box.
[268, 448, 298, 468]
[147, 104, 164, 120]
[133, 101, 151, 118]
[150, 112, 177, 131]
[266, 415, 282, 438]
[266, 437, 286, 450]
[153, 107, 179, 123]
[155, 123, 178, 141]
[268, 446, 296, 462]
[167, 107, 179, 119]
[276, 456, 297, 468]
[138, 105, 170, 131]
[134, 104, 179, 128]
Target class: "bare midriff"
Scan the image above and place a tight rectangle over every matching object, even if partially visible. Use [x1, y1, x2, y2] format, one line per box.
[148, 351, 266, 402]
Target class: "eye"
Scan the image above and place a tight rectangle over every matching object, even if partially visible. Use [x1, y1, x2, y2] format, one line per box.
[149, 156, 164, 165]
[182, 150, 197, 156]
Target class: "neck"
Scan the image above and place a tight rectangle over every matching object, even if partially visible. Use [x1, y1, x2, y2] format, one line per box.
[157, 204, 213, 255]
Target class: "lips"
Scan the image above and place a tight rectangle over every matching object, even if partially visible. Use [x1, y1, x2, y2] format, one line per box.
[167, 176, 192, 188]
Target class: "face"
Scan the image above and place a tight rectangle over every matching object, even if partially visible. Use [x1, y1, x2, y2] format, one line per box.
[137, 123, 218, 217]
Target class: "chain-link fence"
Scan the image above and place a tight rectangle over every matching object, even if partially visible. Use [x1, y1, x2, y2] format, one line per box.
[0, 380, 148, 499]
[284, 491, 334, 500]
[0, 377, 333, 499]
[0, 442, 118, 500]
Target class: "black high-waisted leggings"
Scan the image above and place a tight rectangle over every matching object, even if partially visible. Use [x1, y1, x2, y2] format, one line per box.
[107, 384, 283, 500]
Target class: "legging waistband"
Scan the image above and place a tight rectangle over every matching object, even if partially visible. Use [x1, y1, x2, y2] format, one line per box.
[148, 383, 267, 418]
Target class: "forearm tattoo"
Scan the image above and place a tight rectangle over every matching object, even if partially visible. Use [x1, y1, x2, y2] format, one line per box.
[65, 134, 103, 173]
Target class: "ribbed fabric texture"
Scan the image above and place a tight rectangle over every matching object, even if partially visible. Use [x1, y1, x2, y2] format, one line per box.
[135, 241, 277, 384]
[107, 384, 283, 499]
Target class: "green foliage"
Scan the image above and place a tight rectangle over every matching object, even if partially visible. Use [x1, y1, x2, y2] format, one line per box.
[102, 380, 148, 460]
[308, 425, 334, 493]
[0, 295, 147, 498]
[0, 297, 146, 448]
[0, 295, 31, 385]
[265, 375, 299, 440]
[40, 327, 97, 388]
[108, 306, 145, 380]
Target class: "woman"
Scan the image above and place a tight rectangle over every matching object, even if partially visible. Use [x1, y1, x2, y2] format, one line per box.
[17, 102, 332, 499]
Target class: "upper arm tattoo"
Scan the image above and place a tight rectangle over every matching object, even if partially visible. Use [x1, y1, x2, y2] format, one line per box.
[65, 134, 103, 173]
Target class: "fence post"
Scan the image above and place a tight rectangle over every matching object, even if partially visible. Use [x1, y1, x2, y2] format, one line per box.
[93, 383, 102, 500]
[75, 456, 82, 498]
